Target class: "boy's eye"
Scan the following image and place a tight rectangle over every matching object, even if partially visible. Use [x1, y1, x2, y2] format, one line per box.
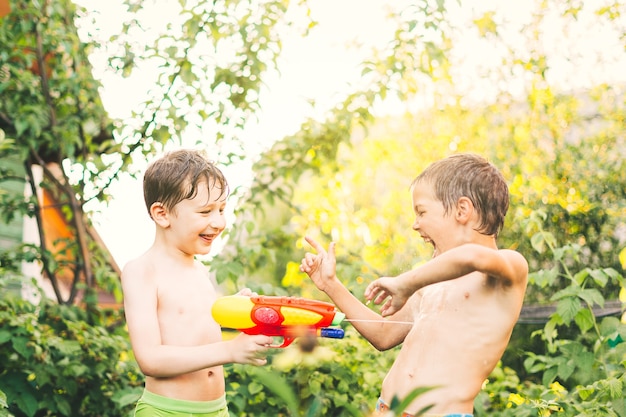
[200, 207, 225, 214]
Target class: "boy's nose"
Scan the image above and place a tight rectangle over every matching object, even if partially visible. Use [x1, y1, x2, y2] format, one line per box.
[210, 215, 226, 229]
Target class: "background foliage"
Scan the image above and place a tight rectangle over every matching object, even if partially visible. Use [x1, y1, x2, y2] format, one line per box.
[1, 0, 626, 416]
[0, 273, 143, 417]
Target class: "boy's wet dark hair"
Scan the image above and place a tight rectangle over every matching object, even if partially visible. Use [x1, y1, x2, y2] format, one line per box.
[412, 153, 509, 236]
[143, 149, 229, 215]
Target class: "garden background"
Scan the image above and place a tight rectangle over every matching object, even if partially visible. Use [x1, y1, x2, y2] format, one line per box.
[1, 0, 626, 416]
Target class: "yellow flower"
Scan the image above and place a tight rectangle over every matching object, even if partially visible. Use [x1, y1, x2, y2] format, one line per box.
[549, 381, 567, 398]
[507, 392, 525, 407]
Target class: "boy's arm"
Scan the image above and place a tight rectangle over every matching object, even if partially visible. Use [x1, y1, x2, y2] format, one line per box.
[300, 236, 412, 351]
[121, 262, 271, 378]
[365, 243, 528, 317]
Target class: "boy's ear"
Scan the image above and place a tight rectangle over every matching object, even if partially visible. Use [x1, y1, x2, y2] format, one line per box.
[150, 202, 170, 228]
[455, 197, 474, 224]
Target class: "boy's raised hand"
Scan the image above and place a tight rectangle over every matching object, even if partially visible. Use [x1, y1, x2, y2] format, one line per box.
[364, 277, 411, 317]
[299, 236, 337, 293]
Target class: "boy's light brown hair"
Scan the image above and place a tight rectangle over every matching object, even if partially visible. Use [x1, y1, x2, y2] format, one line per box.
[412, 153, 509, 236]
[143, 149, 229, 215]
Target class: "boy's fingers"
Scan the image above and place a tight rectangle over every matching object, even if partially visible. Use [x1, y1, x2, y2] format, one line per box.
[304, 236, 322, 252]
[364, 282, 379, 298]
[328, 241, 336, 259]
[364, 287, 378, 301]
[304, 235, 331, 256]
[381, 300, 396, 317]
[374, 291, 390, 306]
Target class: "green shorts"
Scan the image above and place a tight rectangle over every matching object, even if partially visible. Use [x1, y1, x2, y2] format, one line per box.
[134, 389, 229, 417]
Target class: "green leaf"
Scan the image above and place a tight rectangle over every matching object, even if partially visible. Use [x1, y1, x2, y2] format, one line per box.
[603, 268, 622, 285]
[57, 340, 82, 356]
[309, 379, 321, 395]
[54, 396, 72, 416]
[555, 297, 581, 325]
[249, 368, 299, 416]
[528, 266, 559, 288]
[11, 387, 38, 417]
[573, 268, 590, 286]
[390, 386, 435, 416]
[599, 316, 621, 336]
[542, 366, 559, 386]
[530, 232, 547, 253]
[602, 378, 624, 400]
[11, 337, 32, 359]
[578, 288, 605, 308]
[305, 396, 323, 417]
[0, 330, 11, 345]
[0, 389, 7, 408]
[611, 397, 626, 416]
[589, 269, 609, 287]
[574, 308, 595, 333]
[557, 359, 574, 381]
[577, 386, 594, 401]
[247, 381, 264, 395]
[576, 351, 596, 375]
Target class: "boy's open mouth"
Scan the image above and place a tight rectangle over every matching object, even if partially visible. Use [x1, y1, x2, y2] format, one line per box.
[200, 233, 217, 242]
[421, 235, 439, 257]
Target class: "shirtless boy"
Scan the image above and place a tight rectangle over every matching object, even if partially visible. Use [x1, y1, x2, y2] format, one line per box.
[300, 153, 528, 416]
[122, 149, 272, 417]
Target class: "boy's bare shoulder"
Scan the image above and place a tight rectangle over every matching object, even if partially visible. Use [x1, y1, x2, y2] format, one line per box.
[498, 248, 529, 286]
[499, 248, 528, 266]
[121, 252, 155, 283]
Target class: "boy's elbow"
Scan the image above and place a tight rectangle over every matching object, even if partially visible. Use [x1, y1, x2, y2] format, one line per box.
[139, 363, 176, 378]
[135, 356, 169, 378]
[370, 337, 401, 351]
[364, 322, 408, 351]
[372, 342, 395, 352]
[136, 359, 158, 377]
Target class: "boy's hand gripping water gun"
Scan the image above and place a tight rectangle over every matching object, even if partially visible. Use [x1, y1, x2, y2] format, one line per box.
[211, 295, 346, 348]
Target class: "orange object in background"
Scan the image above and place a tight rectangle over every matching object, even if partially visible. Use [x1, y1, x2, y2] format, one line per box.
[0, 0, 10, 18]
[41, 187, 75, 286]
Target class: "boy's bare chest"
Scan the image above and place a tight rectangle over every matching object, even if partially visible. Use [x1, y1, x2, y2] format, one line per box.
[155, 277, 220, 344]
[417, 275, 484, 313]
[157, 276, 216, 316]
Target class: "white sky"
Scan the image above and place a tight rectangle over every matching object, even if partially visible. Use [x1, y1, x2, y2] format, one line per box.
[84, 0, 626, 269]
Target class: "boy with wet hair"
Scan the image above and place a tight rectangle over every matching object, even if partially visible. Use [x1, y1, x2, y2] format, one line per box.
[300, 153, 528, 416]
[122, 149, 272, 417]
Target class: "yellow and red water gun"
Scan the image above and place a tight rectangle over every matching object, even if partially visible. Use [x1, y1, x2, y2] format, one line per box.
[211, 295, 346, 348]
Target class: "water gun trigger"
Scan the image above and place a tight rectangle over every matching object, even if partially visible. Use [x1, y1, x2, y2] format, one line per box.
[272, 335, 296, 348]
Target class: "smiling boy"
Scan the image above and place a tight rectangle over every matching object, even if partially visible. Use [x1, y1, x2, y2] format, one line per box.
[122, 149, 272, 417]
[300, 153, 528, 416]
